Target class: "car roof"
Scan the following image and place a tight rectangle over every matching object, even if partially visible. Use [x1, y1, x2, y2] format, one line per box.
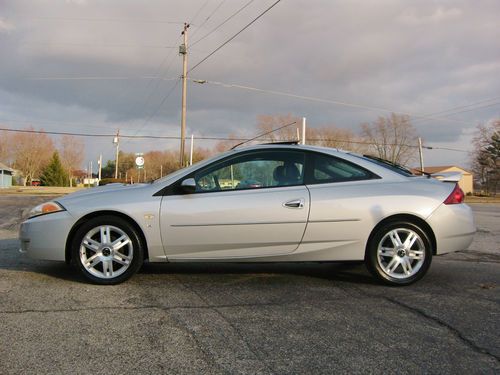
[233, 143, 348, 155]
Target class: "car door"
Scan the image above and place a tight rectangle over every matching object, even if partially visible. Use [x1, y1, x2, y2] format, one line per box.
[159, 149, 310, 259]
[301, 152, 381, 260]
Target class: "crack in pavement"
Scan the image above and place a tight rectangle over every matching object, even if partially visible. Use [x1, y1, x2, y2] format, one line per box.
[384, 296, 500, 363]
[0, 296, 350, 315]
[353, 286, 500, 364]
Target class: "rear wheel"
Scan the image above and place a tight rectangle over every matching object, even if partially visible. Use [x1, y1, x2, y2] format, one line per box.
[71, 216, 143, 284]
[366, 221, 432, 286]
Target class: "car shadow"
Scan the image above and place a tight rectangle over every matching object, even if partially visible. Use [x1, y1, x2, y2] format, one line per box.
[139, 261, 379, 286]
[1, 237, 378, 286]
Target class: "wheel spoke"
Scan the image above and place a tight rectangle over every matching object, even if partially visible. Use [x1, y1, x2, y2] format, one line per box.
[102, 259, 113, 277]
[389, 231, 403, 247]
[379, 247, 395, 257]
[408, 250, 424, 260]
[404, 232, 418, 249]
[113, 254, 130, 266]
[86, 255, 102, 269]
[385, 257, 400, 273]
[112, 237, 130, 251]
[83, 237, 100, 252]
[114, 250, 131, 261]
[100, 226, 110, 244]
[401, 258, 413, 275]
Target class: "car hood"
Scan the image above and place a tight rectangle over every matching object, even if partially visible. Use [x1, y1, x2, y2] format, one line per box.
[57, 183, 150, 204]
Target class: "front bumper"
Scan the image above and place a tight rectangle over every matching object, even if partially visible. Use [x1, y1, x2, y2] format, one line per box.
[427, 203, 476, 255]
[19, 211, 75, 261]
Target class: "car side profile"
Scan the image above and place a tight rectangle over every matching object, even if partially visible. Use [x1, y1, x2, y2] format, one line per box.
[19, 144, 475, 285]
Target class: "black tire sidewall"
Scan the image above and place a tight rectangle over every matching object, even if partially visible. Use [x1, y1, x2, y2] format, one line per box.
[366, 221, 432, 286]
[71, 215, 144, 285]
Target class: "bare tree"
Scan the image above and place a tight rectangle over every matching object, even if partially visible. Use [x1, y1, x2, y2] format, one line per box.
[10, 128, 55, 185]
[0, 131, 10, 162]
[60, 135, 84, 187]
[214, 133, 242, 152]
[361, 113, 418, 165]
[471, 119, 500, 194]
[308, 127, 368, 153]
[256, 114, 301, 142]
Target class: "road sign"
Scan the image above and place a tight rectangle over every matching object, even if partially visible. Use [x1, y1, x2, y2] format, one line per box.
[135, 153, 144, 169]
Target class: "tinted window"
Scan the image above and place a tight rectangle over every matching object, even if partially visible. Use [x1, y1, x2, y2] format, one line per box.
[351, 154, 414, 177]
[194, 151, 305, 193]
[309, 153, 375, 183]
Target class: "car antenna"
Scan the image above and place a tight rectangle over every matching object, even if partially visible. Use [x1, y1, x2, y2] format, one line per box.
[230, 121, 298, 150]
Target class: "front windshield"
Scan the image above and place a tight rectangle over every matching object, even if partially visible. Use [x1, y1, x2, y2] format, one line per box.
[152, 149, 234, 184]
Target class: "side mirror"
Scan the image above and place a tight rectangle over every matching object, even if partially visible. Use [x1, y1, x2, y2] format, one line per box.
[180, 178, 196, 194]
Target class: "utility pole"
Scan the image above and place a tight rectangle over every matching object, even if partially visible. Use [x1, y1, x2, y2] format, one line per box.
[301, 117, 306, 145]
[98, 154, 102, 181]
[179, 22, 190, 167]
[190, 134, 194, 166]
[418, 137, 425, 173]
[113, 130, 120, 179]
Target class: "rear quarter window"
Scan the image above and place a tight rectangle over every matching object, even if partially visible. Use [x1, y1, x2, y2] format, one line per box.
[307, 153, 378, 184]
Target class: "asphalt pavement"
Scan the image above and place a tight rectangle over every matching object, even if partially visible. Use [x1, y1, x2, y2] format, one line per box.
[0, 196, 498, 374]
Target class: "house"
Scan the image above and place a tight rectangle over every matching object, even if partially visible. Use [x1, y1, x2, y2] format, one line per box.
[416, 166, 473, 195]
[0, 162, 14, 188]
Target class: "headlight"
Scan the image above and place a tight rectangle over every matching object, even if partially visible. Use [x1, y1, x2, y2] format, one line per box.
[28, 201, 66, 219]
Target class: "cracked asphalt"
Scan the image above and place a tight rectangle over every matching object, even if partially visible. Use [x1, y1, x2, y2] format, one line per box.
[0, 196, 499, 374]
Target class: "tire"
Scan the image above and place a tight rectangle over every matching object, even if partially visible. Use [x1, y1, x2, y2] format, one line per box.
[365, 221, 432, 286]
[71, 215, 144, 285]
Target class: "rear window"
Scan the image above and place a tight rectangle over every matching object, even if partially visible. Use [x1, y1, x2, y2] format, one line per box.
[351, 154, 414, 177]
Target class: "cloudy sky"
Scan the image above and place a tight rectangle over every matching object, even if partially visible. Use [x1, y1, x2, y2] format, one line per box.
[1, 0, 499, 169]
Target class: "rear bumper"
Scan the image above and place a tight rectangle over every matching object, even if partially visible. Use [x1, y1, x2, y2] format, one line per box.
[19, 211, 75, 261]
[427, 203, 475, 255]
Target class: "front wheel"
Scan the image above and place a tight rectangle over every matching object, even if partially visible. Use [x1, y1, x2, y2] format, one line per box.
[71, 216, 144, 284]
[366, 221, 432, 286]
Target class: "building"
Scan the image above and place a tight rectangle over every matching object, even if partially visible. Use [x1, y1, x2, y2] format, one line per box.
[0, 162, 14, 188]
[417, 166, 473, 195]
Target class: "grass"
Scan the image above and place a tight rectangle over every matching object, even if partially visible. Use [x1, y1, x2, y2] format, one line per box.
[0, 186, 85, 195]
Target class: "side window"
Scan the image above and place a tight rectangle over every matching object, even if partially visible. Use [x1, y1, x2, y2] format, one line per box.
[194, 151, 305, 192]
[310, 153, 373, 184]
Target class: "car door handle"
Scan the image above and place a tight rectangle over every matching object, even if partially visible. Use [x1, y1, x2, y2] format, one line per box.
[283, 198, 305, 209]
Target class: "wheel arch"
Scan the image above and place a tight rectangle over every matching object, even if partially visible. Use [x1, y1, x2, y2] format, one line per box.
[65, 210, 149, 264]
[365, 214, 437, 258]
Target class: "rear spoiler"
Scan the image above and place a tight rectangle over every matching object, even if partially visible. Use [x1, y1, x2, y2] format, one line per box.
[431, 172, 462, 183]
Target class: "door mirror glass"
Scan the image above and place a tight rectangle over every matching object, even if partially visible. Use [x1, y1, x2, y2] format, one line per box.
[180, 178, 196, 193]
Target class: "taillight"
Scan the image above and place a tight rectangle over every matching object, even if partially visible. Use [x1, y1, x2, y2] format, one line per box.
[444, 184, 464, 205]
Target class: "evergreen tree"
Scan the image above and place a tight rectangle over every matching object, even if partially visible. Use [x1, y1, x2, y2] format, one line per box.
[40, 152, 69, 186]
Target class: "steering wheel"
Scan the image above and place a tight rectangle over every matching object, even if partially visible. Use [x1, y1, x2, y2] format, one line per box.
[213, 175, 221, 190]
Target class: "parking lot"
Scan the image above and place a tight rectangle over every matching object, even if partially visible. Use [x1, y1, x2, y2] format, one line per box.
[0, 195, 499, 374]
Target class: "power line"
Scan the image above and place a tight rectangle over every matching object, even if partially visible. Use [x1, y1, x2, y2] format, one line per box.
[190, 0, 255, 48]
[413, 96, 500, 124]
[0, 126, 469, 152]
[27, 76, 179, 81]
[129, 78, 182, 137]
[189, 0, 282, 73]
[190, 0, 227, 40]
[189, 0, 211, 25]
[190, 78, 473, 126]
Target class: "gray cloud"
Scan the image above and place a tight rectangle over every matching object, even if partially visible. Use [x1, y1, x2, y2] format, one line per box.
[1, 0, 499, 168]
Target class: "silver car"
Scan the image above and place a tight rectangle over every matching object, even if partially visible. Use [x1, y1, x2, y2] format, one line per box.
[19, 144, 475, 285]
